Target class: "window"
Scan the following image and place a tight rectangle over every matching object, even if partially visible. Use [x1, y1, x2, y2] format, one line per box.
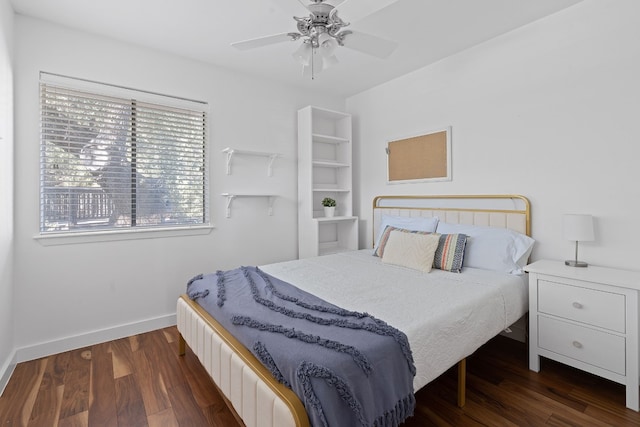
[39, 73, 208, 234]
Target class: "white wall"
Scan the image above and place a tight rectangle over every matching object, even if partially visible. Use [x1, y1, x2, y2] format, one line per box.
[13, 15, 343, 360]
[10, 0, 640, 364]
[0, 0, 15, 393]
[347, 0, 640, 272]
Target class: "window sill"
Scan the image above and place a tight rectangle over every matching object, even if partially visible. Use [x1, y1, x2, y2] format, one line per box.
[34, 224, 215, 246]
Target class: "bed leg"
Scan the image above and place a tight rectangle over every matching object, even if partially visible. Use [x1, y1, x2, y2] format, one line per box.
[178, 333, 186, 356]
[457, 358, 466, 407]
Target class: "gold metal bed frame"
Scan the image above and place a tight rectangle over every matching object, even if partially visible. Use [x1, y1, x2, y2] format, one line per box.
[177, 194, 531, 427]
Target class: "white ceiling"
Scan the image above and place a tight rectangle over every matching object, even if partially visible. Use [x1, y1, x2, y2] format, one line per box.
[10, 0, 582, 97]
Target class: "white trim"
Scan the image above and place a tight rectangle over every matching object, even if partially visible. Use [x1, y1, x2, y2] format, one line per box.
[16, 313, 176, 363]
[39, 71, 207, 111]
[0, 350, 17, 396]
[34, 224, 214, 246]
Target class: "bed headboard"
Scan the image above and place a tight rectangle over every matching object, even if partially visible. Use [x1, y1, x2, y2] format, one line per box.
[372, 195, 531, 243]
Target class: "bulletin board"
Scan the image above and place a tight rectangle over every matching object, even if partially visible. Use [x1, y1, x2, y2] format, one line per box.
[387, 127, 451, 183]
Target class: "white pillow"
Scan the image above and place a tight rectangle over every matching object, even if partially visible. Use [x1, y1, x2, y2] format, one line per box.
[435, 222, 535, 274]
[374, 214, 439, 253]
[381, 230, 440, 273]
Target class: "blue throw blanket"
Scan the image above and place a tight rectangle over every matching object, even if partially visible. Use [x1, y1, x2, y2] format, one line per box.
[187, 266, 416, 427]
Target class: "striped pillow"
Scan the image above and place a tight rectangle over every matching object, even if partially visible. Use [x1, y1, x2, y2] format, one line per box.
[433, 234, 468, 273]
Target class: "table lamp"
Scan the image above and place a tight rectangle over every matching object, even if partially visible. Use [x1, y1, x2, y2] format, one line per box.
[563, 214, 594, 267]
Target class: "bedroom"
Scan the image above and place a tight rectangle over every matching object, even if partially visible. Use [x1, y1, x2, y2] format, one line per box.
[1, 0, 639, 425]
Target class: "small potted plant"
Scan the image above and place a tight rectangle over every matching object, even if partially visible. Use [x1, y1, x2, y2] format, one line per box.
[321, 197, 336, 217]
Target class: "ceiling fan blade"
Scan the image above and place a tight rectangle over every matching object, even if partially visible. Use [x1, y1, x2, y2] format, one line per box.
[325, 0, 347, 7]
[340, 30, 397, 58]
[289, 0, 347, 11]
[231, 33, 299, 51]
[267, 0, 307, 13]
[295, 0, 313, 11]
[332, 0, 399, 23]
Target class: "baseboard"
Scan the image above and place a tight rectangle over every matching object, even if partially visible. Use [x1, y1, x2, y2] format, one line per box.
[16, 313, 176, 363]
[0, 350, 17, 397]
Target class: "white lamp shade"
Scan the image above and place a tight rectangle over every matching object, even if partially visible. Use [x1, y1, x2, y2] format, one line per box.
[563, 214, 595, 242]
[302, 48, 326, 77]
[319, 36, 338, 57]
[292, 42, 312, 66]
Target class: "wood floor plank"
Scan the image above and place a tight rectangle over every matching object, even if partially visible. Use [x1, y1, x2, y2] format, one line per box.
[200, 400, 246, 427]
[176, 348, 221, 409]
[166, 383, 211, 427]
[27, 352, 70, 427]
[108, 338, 135, 379]
[59, 348, 91, 419]
[143, 330, 186, 390]
[162, 327, 177, 344]
[114, 374, 148, 427]
[58, 410, 88, 427]
[131, 347, 171, 417]
[87, 343, 118, 427]
[147, 407, 179, 427]
[500, 379, 612, 427]
[128, 335, 141, 353]
[10, 359, 47, 426]
[574, 387, 640, 426]
[478, 378, 560, 424]
[4, 357, 48, 427]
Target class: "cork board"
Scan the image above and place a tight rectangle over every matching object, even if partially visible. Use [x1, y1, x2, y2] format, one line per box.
[387, 127, 451, 183]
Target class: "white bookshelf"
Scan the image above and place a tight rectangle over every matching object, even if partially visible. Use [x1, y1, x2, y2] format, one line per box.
[297, 106, 358, 258]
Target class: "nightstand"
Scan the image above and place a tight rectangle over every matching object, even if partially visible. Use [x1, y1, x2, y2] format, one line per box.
[525, 259, 640, 411]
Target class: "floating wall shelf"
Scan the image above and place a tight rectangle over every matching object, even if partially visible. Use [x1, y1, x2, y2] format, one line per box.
[221, 193, 276, 218]
[222, 147, 280, 176]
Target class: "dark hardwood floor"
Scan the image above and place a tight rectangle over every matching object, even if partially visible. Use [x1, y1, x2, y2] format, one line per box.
[1, 326, 639, 426]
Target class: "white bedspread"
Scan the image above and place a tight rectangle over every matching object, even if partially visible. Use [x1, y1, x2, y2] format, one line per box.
[261, 249, 528, 391]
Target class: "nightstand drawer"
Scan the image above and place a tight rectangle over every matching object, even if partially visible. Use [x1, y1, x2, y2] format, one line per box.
[538, 280, 625, 332]
[538, 316, 625, 375]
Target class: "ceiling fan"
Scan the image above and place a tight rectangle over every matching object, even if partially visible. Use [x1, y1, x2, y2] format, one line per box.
[231, 0, 399, 78]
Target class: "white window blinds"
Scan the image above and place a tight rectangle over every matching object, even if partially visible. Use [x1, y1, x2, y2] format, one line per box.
[39, 73, 208, 233]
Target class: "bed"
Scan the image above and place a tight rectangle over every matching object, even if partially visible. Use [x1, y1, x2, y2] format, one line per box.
[177, 194, 533, 427]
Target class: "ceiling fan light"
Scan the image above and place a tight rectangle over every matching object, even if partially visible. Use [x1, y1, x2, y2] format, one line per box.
[301, 49, 326, 78]
[292, 42, 312, 65]
[320, 37, 338, 57]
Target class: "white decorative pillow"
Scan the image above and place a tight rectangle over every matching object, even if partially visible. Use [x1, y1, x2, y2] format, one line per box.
[374, 225, 433, 257]
[435, 222, 535, 274]
[374, 215, 439, 254]
[381, 230, 440, 273]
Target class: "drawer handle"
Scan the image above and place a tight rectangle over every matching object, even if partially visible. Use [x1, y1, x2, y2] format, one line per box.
[572, 341, 583, 349]
[572, 302, 583, 309]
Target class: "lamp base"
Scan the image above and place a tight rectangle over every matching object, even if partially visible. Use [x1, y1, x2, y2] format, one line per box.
[565, 260, 588, 267]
